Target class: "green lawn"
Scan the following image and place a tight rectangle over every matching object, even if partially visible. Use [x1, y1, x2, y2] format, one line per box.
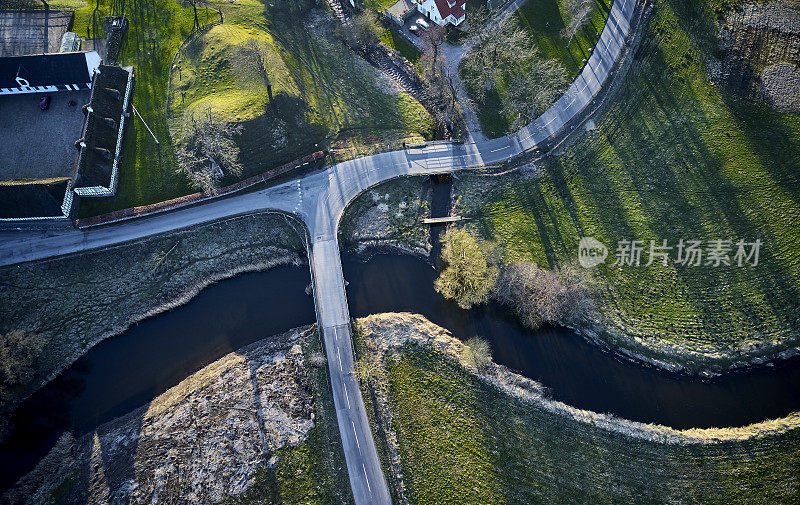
[462, 0, 612, 137]
[68, 0, 214, 217]
[71, 0, 432, 216]
[455, 0, 800, 369]
[368, 340, 800, 505]
[516, 0, 612, 76]
[363, 0, 399, 10]
[380, 26, 422, 64]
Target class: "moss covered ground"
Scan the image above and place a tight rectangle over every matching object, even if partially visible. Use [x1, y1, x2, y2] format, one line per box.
[361, 329, 800, 505]
[455, 0, 800, 370]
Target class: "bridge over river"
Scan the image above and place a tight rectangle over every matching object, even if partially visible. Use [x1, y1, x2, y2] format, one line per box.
[0, 0, 640, 501]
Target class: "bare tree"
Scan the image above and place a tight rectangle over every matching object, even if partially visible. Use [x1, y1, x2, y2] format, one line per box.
[502, 54, 569, 126]
[420, 25, 459, 134]
[460, 21, 533, 102]
[561, 0, 594, 41]
[0, 330, 45, 405]
[176, 107, 243, 193]
[346, 10, 382, 49]
[461, 19, 570, 128]
[493, 262, 592, 329]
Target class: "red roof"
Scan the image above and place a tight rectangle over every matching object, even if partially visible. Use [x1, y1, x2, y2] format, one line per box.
[432, 0, 465, 20]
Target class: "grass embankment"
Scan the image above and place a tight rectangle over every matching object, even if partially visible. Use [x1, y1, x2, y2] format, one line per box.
[225, 330, 354, 505]
[0, 213, 305, 430]
[461, 0, 611, 136]
[380, 26, 422, 65]
[70, 0, 432, 216]
[69, 0, 209, 216]
[455, 0, 800, 370]
[355, 314, 800, 505]
[169, 0, 433, 182]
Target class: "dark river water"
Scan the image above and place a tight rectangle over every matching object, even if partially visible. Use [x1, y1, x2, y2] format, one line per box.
[1, 249, 800, 491]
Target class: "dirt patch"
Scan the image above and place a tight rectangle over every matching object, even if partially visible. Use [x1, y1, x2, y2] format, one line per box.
[712, 1, 800, 108]
[339, 177, 432, 257]
[760, 61, 800, 109]
[3, 327, 316, 505]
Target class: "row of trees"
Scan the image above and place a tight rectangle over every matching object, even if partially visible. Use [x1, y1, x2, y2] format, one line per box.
[434, 229, 593, 329]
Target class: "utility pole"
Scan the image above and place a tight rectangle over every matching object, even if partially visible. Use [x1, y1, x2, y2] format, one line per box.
[131, 104, 159, 144]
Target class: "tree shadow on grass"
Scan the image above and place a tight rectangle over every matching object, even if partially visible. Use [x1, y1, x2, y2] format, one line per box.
[229, 94, 329, 181]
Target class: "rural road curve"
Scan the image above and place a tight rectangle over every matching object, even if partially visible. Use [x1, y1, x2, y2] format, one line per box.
[0, 0, 638, 502]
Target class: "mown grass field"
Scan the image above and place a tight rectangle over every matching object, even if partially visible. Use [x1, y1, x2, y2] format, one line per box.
[462, 0, 612, 136]
[455, 0, 800, 369]
[63, 0, 432, 216]
[369, 340, 800, 505]
[224, 331, 354, 505]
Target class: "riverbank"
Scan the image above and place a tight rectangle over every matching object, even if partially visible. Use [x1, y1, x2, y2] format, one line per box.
[3, 326, 353, 505]
[339, 176, 434, 258]
[448, 0, 800, 374]
[0, 212, 307, 437]
[353, 312, 800, 504]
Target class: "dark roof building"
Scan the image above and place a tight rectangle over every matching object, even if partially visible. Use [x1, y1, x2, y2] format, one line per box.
[0, 51, 101, 95]
[72, 64, 134, 197]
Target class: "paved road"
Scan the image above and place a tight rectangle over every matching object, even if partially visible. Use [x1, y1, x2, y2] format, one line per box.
[0, 0, 638, 502]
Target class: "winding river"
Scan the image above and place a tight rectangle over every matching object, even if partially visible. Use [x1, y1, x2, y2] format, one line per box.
[2, 246, 800, 492]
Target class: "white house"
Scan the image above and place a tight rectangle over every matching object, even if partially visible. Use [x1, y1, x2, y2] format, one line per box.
[416, 0, 466, 26]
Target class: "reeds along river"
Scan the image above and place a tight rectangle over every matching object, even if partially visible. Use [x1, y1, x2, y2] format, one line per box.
[2, 250, 800, 492]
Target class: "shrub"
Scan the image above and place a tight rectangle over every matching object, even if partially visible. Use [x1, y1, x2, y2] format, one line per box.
[465, 337, 492, 371]
[434, 229, 499, 309]
[493, 262, 592, 329]
[0, 330, 45, 405]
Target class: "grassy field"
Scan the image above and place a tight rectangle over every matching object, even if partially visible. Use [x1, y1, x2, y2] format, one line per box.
[355, 317, 800, 505]
[67, 0, 206, 216]
[462, 0, 611, 136]
[224, 331, 354, 505]
[379, 26, 422, 65]
[168, 0, 433, 183]
[64, 0, 432, 216]
[455, 0, 800, 369]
